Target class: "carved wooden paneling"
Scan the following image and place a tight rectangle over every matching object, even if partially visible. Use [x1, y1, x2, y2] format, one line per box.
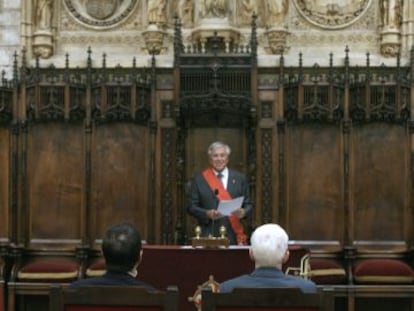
[259, 128, 274, 224]
[25, 124, 84, 246]
[352, 124, 408, 243]
[0, 128, 9, 241]
[90, 124, 149, 245]
[0, 42, 411, 256]
[0, 80, 13, 243]
[161, 128, 175, 244]
[286, 125, 344, 244]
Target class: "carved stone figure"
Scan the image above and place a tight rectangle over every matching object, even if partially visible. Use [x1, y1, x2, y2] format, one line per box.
[200, 0, 227, 18]
[148, 0, 167, 26]
[35, 0, 53, 30]
[381, 0, 402, 29]
[178, 0, 194, 26]
[239, 0, 258, 25]
[264, 0, 288, 27]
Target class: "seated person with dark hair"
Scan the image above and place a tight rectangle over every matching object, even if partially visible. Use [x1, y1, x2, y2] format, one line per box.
[70, 223, 156, 290]
[219, 223, 317, 293]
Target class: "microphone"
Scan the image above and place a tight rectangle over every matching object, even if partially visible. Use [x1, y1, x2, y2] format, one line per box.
[212, 189, 219, 237]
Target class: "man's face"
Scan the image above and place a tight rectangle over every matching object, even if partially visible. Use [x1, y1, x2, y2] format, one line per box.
[209, 146, 229, 172]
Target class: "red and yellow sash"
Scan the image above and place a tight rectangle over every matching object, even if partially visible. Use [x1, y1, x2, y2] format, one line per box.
[202, 168, 247, 245]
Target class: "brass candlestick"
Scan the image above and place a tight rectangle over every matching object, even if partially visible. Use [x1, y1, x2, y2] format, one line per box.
[219, 225, 227, 239]
[195, 226, 201, 239]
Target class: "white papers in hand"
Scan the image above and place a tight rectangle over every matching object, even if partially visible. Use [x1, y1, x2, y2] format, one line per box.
[217, 196, 244, 216]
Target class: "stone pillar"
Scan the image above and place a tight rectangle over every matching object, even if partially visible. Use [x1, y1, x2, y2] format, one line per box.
[401, 0, 414, 55]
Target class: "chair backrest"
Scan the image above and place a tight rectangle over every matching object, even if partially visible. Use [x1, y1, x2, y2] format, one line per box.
[0, 280, 4, 311]
[201, 287, 331, 311]
[49, 285, 179, 311]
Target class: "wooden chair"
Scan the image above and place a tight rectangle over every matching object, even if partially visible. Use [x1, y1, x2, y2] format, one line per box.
[49, 284, 179, 311]
[0, 280, 4, 311]
[202, 287, 334, 311]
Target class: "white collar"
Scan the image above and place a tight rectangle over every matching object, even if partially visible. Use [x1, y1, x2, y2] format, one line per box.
[215, 167, 228, 177]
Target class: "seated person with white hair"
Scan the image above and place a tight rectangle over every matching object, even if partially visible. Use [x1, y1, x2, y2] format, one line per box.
[219, 223, 317, 293]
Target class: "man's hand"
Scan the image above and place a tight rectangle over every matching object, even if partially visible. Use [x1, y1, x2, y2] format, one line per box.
[232, 208, 246, 219]
[206, 209, 221, 220]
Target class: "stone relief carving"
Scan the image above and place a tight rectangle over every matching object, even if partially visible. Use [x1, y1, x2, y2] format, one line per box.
[379, 0, 403, 57]
[60, 5, 141, 31]
[264, 0, 289, 28]
[290, 2, 376, 31]
[289, 32, 377, 48]
[60, 34, 144, 45]
[33, 0, 54, 59]
[32, 0, 407, 63]
[200, 0, 228, 19]
[380, 0, 402, 29]
[85, 0, 118, 20]
[238, 0, 258, 26]
[293, 0, 372, 29]
[178, 0, 194, 27]
[261, 0, 290, 55]
[144, 0, 169, 54]
[265, 28, 290, 54]
[35, 0, 53, 30]
[147, 0, 167, 27]
[63, 0, 138, 28]
[142, 27, 167, 54]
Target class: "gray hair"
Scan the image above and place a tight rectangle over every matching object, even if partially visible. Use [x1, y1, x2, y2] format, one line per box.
[207, 141, 231, 157]
[250, 223, 289, 268]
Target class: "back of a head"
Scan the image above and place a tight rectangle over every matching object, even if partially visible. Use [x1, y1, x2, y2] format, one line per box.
[250, 223, 289, 268]
[102, 223, 142, 273]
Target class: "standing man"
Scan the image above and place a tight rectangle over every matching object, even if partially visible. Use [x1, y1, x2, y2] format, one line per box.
[188, 141, 253, 245]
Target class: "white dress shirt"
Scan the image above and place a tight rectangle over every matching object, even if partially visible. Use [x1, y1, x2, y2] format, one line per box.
[215, 167, 228, 189]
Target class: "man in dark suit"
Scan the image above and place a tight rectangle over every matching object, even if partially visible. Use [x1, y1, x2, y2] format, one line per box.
[188, 141, 253, 245]
[70, 223, 156, 290]
[219, 223, 317, 293]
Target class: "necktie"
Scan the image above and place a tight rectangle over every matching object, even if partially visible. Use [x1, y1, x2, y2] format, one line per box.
[217, 172, 225, 188]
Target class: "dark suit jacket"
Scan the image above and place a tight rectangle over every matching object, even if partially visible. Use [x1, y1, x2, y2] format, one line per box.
[187, 168, 253, 244]
[69, 271, 156, 291]
[219, 267, 317, 293]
